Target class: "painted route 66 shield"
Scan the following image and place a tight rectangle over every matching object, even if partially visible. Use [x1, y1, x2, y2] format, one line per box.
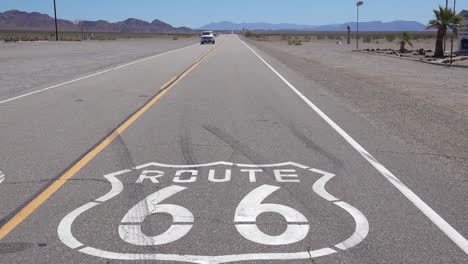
[58, 161, 368, 263]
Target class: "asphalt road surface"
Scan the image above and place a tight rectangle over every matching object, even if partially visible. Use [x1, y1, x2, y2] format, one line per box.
[0, 35, 466, 263]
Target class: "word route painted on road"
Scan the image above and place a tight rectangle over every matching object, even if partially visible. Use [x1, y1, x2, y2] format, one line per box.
[136, 167, 303, 184]
[58, 161, 369, 263]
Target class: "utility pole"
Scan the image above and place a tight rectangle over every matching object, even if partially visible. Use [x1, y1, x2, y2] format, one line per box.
[356, 1, 364, 50]
[450, 0, 456, 64]
[53, 0, 59, 41]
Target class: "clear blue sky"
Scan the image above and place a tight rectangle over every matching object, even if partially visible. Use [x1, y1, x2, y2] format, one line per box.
[1, 0, 466, 28]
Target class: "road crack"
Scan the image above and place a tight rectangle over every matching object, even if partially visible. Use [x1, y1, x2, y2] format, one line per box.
[1, 178, 108, 185]
[376, 150, 467, 162]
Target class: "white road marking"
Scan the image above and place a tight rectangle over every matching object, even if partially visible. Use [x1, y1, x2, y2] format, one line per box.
[133, 161, 309, 169]
[0, 171, 5, 184]
[0, 43, 199, 105]
[311, 170, 369, 250]
[78, 246, 336, 263]
[234, 185, 309, 245]
[58, 202, 99, 249]
[58, 162, 369, 262]
[95, 170, 128, 203]
[119, 185, 194, 246]
[311, 169, 339, 202]
[240, 37, 468, 254]
[135, 170, 164, 183]
[334, 201, 369, 250]
[208, 169, 232, 182]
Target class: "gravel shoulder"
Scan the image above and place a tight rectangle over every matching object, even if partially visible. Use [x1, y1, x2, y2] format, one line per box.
[0, 37, 197, 100]
[245, 37, 467, 165]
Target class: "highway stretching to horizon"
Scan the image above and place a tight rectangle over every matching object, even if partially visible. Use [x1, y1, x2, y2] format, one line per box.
[0, 35, 466, 263]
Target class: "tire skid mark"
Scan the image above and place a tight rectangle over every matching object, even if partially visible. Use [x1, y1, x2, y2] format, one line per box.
[202, 125, 324, 221]
[108, 134, 162, 251]
[240, 37, 468, 254]
[0, 41, 224, 240]
[282, 119, 344, 169]
[179, 131, 200, 168]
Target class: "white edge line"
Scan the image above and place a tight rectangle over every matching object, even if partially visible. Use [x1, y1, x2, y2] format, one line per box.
[239, 36, 468, 254]
[0, 171, 5, 184]
[0, 43, 199, 105]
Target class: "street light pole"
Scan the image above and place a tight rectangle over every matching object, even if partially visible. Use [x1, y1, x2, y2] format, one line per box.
[356, 1, 364, 50]
[53, 0, 59, 41]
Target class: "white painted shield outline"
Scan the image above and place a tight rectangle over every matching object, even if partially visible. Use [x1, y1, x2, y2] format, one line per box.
[58, 161, 369, 263]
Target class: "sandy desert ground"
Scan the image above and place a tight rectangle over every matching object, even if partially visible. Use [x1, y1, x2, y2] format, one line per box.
[0, 37, 197, 100]
[249, 37, 466, 115]
[246, 36, 467, 169]
[353, 37, 459, 52]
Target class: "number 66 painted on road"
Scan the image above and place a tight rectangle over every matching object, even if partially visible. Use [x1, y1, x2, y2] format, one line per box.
[118, 185, 309, 246]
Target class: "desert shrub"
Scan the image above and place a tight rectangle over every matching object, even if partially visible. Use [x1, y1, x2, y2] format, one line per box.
[3, 36, 19, 42]
[316, 35, 325, 40]
[288, 37, 302, 45]
[172, 35, 179, 40]
[91, 34, 116, 41]
[281, 35, 287, 40]
[368, 34, 381, 40]
[385, 34, 396, 42]
[363, 35, 372, 43]
[63, 36, 81, 41]
[304, 35, 312, 42]
[424, 33, 435, 39]
[244, 30, 253, 37]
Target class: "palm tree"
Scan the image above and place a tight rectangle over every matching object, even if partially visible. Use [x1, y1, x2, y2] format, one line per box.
[426, 6, 462, 58]
[396, 32, 414, 52]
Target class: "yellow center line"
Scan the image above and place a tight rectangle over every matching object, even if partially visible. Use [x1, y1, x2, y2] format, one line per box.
[160, 76, 177, 90]
[0, 40, 224, 240]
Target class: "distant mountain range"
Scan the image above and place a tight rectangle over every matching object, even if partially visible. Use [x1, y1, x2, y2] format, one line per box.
[0, 10, 191, 33]
[0, 10, 430, 33]
[201, 21, 428, 32]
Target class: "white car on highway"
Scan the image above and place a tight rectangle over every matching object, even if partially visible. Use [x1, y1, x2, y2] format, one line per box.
[200, 31, 216, 44]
